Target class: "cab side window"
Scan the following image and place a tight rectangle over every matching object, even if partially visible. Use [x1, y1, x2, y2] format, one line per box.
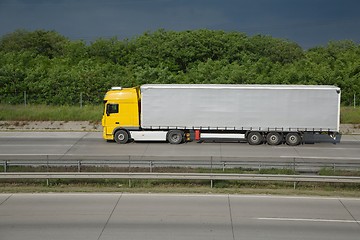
[106, 104, 119, 115]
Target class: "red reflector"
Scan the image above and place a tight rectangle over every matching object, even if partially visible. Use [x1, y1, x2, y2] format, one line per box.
[195, 130, 201, 141]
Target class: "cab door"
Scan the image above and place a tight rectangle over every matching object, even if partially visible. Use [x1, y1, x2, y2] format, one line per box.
[104, 103, 121, 135]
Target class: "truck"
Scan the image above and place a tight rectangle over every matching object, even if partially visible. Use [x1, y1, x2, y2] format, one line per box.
[102, 84, 341, 146]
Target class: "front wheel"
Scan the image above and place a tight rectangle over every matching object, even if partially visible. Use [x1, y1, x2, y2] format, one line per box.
[167, 130, 184, 144]
[114, 130, 129, 144]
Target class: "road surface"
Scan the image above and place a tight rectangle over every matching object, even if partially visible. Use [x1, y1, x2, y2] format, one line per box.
[0, 132, 359, 162]
[0, 193, 359, 240]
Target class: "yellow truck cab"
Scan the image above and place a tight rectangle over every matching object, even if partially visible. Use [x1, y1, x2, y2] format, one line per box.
[102, 87, 140, 142]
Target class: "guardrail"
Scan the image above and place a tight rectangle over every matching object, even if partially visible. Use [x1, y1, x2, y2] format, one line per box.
[2, 155, 360, 173]
[1, 172, 360, 184]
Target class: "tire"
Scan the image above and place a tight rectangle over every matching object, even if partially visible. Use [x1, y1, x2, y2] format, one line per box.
[247, 132, 263, 145]
[285, 132, 301, 146]
[114, 130, 129, 144]
[266, 132, 282, 145]
[167, 130, 184, 144]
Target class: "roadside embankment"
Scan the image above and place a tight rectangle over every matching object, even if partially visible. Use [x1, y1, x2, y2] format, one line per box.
[0, 121, 102, 132]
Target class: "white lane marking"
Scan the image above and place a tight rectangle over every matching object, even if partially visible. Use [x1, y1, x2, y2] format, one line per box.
[0, 145, 73, 147]
[0, 153, 63, 157]
[229, 195, 360, 201]
[256, 217, 359, 224]
[279, 147, 360, 150]
[280, 156, 360, 160]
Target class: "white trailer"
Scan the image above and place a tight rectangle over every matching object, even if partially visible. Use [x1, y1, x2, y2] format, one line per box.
[139, 84, 340, 145]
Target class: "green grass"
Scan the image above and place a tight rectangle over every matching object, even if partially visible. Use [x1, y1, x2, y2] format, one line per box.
[0, 104, 103, 121]
[340, 106, 360, 124]
[1, 104, 360, 123]
[1, 180, 360, 197]
[319, 168, 360, 176]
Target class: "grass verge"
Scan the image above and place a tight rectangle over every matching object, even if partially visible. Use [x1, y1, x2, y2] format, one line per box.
[0, 104, 103, 121]
[1, 180, 359, 197]
[341, 106, 360, 124]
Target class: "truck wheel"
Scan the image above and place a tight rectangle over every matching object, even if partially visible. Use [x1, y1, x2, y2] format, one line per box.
[247, 132, 263, 145]
[114, 130, 129, 144]
[266, 132, 282, 145]
[285, 132, 301, 146]
[167, 130, 183, 144]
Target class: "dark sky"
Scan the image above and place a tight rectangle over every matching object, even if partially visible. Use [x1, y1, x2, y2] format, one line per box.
[1, 0, 359, 48]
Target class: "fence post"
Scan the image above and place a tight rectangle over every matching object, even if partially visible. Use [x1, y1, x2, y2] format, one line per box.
[4, 160, 7, 172]
[293, 158, 296, 173]
[222, 162, 226, 172]
[128, 156, 131, 188]
[78, 161, 82, 172]
[24, 91, 27, 106]
[46, 155, 49, 172]
[149, 161, 153, 173]
[46, 155, 50, 186]
[293, 158, 296, 189]
[128, 155, 131, 172]
[354, 93, 356, 109]
[210, 156, 213, 188]
[80, 92, 83, 109]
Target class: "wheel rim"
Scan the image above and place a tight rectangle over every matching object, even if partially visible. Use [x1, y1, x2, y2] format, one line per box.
[289, 135, 297, 144]
[251, 135, 259, 142]
[118, 134, 125, 141]
[267, 133, 281, 145]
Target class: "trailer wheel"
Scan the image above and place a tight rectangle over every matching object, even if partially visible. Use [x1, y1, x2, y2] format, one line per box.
[114, 130, 129, 144]
[167, 130, 184, 144]
[266, 132, 282, 145]
[285, 132, 301, 146]
[247, 132, 263, 145]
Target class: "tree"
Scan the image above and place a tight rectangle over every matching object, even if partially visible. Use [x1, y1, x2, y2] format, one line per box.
[0, 29, 69, 58]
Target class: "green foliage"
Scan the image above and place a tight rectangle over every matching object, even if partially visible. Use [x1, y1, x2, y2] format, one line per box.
[0, 29, 359, 105]
[0, 29, 69, 58]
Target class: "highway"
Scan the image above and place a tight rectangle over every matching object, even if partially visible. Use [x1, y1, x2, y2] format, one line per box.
[0, 193, 359, 240]
[0, 132, 360, 161]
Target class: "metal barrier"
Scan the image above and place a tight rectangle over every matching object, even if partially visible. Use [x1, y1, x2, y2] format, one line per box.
[1, 155, 360, 173]
[1, 172, 360, 184]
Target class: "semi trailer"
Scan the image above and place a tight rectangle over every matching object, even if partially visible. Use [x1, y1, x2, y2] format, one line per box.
[102, 84, 340, 146]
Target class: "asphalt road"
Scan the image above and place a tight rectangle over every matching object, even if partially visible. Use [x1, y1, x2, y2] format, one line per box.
[0, 193, 359, 240]
[0, 132, 360, 162]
